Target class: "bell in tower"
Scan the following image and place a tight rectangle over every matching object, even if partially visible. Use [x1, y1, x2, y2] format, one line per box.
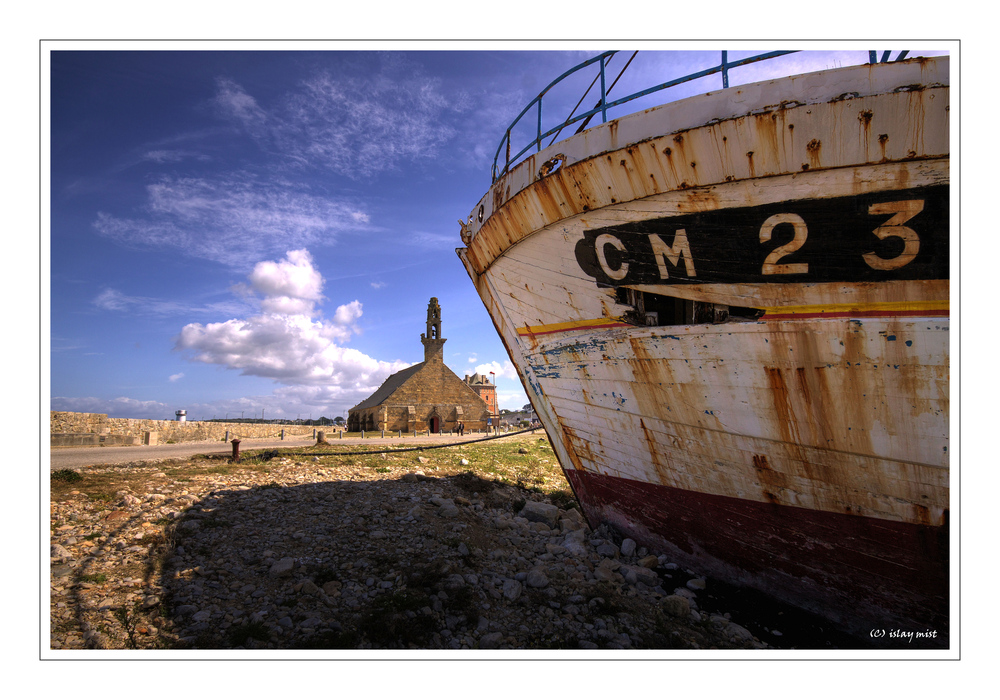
[426, 297, 441, 340]
[420, 297, 446, 363]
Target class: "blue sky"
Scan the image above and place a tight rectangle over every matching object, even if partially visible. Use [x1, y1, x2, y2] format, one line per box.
[45, 44, 952, 421]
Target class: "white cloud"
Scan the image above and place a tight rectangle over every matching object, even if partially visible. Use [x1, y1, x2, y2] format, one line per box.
[333, 300, 362, 326]
[497, 389, 532, 412]
[213, 60, 459, 179]
[175, 250, 411, 403]
[470, 359, 519, 382]
[93, 176, 371, 267]
[142, 149, 209, 164]
[250, 249, 325, 316]
[169, 373, 185, 382]
[51, 396, 172, 419]
[92, 286, 249, 319]
[213, 77, 268, 136]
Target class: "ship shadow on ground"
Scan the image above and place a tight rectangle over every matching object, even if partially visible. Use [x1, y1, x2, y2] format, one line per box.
[156, 470, 587, 651]
[152, 468, 896, 651]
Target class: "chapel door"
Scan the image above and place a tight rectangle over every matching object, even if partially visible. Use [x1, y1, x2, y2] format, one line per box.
[430, 416, 440, 434]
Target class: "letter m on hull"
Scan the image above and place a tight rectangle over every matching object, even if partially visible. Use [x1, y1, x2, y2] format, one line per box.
[649, 230, 696, 278]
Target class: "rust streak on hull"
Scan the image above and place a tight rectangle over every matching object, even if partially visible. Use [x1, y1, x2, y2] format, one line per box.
[458, 55, 951, 645]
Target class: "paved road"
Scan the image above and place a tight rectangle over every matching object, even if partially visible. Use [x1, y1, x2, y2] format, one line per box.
[48, 431, 520, 471]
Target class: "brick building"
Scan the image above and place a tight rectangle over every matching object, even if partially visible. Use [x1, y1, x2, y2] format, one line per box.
[463, 372, 497, 418]
[347, 298, 491, 433]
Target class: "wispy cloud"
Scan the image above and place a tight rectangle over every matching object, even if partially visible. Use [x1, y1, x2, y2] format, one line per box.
[213, 77, 268, 137]
[51, 395, 172, 419]
[93, 287, 249, 319]
[168, 373, 185, 382]
[408, 230, 460, 250]
[142, 149, 210, 164]
[213, 57, 461, 179]
[92, 174, 371, 267]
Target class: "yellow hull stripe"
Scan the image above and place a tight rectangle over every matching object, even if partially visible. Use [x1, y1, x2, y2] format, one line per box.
[516, 319, 632, 336]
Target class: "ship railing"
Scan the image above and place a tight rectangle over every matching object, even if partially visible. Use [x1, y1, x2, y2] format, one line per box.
[491, 49, 912, 183]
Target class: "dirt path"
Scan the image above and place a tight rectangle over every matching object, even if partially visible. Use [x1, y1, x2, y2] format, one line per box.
[49, 432, 522, 471]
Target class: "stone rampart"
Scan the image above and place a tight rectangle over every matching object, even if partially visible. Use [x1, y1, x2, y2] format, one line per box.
[50, 412, 316, 447]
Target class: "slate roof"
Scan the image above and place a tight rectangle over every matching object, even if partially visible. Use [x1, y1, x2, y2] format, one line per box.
[349, 362, 423, 412]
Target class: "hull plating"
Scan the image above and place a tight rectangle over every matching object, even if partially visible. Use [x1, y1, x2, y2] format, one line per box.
[458, 56, 950, 644]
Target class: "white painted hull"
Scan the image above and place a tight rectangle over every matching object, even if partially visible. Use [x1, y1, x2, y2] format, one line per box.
[458, 55, 950, 643]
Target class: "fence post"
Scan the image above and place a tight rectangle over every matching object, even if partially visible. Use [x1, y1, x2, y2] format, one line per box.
[231, 439, 241, 463]
[281, 429, 285, 440]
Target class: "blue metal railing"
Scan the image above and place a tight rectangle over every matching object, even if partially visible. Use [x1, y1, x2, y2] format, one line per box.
[491, 49, 917, 182]
[869, 50, 910, 64]
[491, 50, 800, 182]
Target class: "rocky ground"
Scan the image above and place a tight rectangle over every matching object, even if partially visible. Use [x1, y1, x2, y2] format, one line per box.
[48, 435, 861, 652]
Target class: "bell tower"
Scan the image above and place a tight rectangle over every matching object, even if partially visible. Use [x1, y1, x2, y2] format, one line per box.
[420, 297, 446, 363]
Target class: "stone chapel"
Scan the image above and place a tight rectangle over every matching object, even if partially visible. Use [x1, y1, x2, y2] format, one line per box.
[347, 298, 492, 433]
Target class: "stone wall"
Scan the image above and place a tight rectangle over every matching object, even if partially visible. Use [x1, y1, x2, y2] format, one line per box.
[50, 412, 316, 447]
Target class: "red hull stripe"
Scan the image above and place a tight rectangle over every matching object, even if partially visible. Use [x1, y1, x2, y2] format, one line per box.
[564, 469, 949, 643]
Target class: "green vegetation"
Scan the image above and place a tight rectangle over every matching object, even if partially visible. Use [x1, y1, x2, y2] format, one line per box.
[51, 469, 82, 483]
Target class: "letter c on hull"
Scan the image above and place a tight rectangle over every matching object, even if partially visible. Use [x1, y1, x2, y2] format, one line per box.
[595, 233, 629, 280]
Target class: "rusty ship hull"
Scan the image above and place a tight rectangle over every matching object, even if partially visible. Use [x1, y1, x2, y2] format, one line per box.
[457, 54, 950, 644]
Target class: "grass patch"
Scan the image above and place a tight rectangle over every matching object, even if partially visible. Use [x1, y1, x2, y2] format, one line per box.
[78, 572, 107, 584]
[51, 469, 82, 483]
[548, 488, 580, 511]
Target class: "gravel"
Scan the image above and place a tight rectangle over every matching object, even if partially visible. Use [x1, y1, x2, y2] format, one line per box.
[48, 452, 774, 651]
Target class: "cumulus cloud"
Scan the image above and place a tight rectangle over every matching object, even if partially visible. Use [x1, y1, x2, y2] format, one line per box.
[249, 248, 325, 316]
[470, 359, 519, 382]
[175, 250, 411, 401]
